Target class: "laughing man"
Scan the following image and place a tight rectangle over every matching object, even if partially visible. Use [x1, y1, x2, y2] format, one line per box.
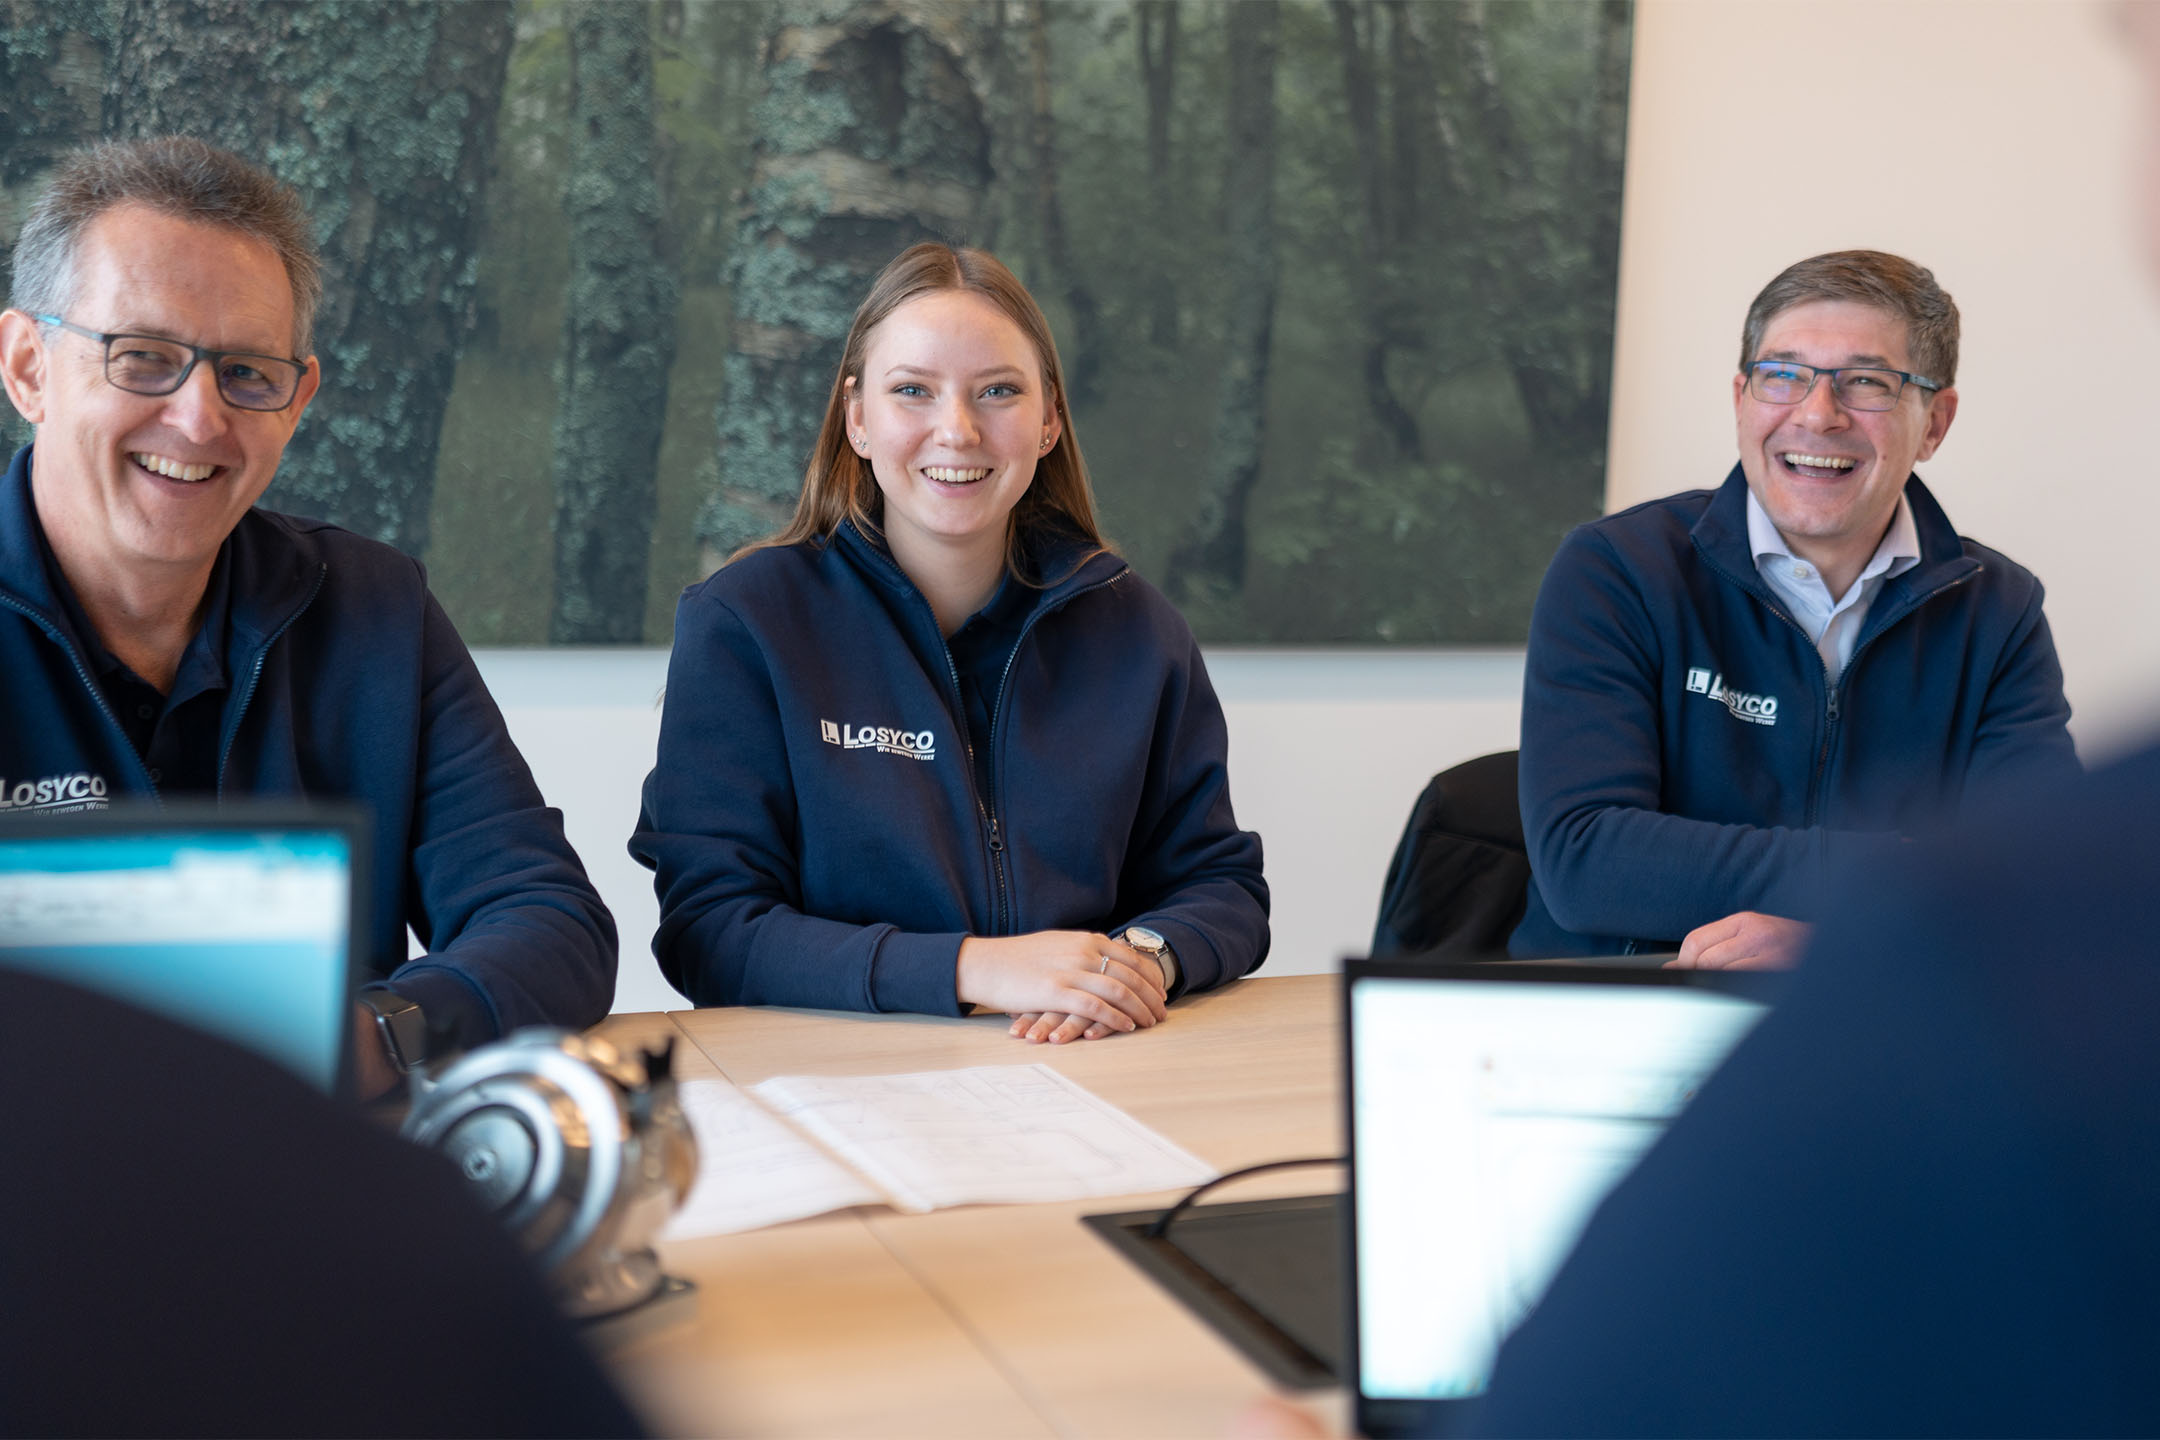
[0, 138, 616, 1091]
[1512, 250, 2079, 966]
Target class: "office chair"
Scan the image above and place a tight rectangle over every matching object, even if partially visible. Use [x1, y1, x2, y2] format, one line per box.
[1369, 749, 1530, 961]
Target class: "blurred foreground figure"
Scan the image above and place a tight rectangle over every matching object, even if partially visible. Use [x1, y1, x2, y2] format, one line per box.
[1477, 744, 2160, 1437]
[0, 967, 643, 1438]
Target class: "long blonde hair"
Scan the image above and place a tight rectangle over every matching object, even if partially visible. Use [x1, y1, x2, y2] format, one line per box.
[736, 242, 1109, 578]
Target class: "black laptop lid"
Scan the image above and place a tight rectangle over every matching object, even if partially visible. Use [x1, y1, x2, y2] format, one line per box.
[1344, 961, 1771, 1437]
[0, 803, 369, 1096]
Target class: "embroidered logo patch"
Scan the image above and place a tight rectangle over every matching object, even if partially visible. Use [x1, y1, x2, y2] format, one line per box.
[820, 719, 936, 761]
[0, 772, 112, 813]
[1685, 669, 1779, 727]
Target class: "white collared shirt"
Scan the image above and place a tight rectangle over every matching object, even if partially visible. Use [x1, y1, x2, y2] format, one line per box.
[1747, 490, 1921, 682]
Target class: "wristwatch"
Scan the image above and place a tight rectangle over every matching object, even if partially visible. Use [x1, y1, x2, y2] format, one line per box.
[1120, 926, 1179, 994]
[356, 987, 429, 1075]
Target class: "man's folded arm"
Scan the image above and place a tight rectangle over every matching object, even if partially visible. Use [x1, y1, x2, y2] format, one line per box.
[388, 592, 618, 1048]
[1962, 578, 2080, 797]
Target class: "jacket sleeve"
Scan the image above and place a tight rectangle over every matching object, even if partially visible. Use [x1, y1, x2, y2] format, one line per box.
[1519, 527, 1892, 942]
[1963, 577, 2080, 797]
[628, 589, 969, 1014]
[1112, 632, 1271, 996]
[380, 592, 619, 1046]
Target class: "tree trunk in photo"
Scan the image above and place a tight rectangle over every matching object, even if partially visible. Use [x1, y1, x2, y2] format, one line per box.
[1329, 0, 1422, 463]
[968, 0, 1020, 256]
[1382, 0, 1427, 248]
[698, 0, 991, 561]
[0, 0, 110, 454]
[1428, 0, 1625, 472]
[549, 0, 678, 645]
[1569, 0, 1634, 437]
[1134, 0, 1178, 348]
[104, 0, 515, 556]
[1026, 0, 1097, 403]
[1169, 0, 1278, 611]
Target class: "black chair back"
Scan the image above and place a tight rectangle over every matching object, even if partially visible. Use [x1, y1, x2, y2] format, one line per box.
[1370, 750, 1529, 961]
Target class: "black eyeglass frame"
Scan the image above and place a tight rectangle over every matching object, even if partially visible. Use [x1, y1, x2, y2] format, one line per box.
[1744, 359, 1943, 413]
[30, 312, 310, 413]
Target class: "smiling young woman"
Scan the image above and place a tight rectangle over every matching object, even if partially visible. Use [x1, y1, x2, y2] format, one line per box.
[631, 243, 1270, 1042]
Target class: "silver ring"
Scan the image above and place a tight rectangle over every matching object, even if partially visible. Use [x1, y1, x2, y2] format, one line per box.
[1099, 957, 1110, 974]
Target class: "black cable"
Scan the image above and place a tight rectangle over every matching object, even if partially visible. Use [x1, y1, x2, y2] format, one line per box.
[1144, 1155, 1346, 1240]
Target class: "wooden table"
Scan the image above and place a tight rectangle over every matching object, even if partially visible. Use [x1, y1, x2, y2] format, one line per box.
[592, 973, 1349, 1439]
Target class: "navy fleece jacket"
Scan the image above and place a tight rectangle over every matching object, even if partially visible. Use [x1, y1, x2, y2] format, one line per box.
[1513, 466, 2079, 957]
[629, 522, 1270, 1013]
[0, 445, 617, 1044]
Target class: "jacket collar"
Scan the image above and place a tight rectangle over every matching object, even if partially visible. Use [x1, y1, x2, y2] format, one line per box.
[0, 443, 324, 658]
[1691, 462, 1978, 603]
[832, 517, 1127, 618]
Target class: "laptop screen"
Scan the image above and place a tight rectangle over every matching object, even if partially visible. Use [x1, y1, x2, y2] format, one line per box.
[1347, 963, 1768, 1433]
[0, 807, 364, 1094]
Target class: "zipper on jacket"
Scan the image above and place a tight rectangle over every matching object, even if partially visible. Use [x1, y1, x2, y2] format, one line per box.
[1801, 566, 1978, 824]
[0, 592, 162, 802]
[217, 563, 326, 799]
[854, 526, 1124, 938]
[932, 635, 1015, 935]
[1742, 593, 1837, 825]
[1810, 683, 1841, 827]
[1694, 540, 1978, 828]
[975, 570, 1126, 933]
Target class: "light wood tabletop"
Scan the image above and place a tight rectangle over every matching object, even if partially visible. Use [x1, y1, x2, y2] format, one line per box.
[592, 972, 1348, 1439]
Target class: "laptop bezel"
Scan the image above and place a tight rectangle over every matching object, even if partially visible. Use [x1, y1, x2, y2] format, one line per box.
[0, 800, 373, 1100]
[1341, 958, 1777, 1438]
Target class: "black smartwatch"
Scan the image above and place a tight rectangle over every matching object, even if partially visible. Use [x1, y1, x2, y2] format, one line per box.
[356, 987, 429, 1074]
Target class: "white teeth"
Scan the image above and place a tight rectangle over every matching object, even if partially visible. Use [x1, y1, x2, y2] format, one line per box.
[130, 452, 217, 482]
[1782, 452, 1856, 471]
[923, 466, 991, 484]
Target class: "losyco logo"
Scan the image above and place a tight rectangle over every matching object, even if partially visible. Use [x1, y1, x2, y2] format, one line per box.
[820, 718, 936, 761]
[1684, 668, 1779, 727]
[0, 771, 111, 813]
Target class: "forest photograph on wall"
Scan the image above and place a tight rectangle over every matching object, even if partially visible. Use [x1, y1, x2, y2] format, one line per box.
[0, 0, 1632, 646]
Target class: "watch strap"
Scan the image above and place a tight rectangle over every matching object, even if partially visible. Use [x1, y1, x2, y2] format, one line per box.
[357, 987, 428, 1074]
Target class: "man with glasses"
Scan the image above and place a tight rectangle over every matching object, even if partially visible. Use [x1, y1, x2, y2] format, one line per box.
[0, 137, 617, 1094]
[1512, 250, 2078, 966]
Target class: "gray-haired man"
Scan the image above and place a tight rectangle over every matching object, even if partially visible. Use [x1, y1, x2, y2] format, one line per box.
[0, 137, 616, 1093]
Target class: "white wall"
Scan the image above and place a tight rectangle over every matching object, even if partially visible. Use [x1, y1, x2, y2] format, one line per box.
[480, 0, 2160, 1014]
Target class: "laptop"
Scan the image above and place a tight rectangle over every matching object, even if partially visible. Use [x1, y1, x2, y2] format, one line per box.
[0, 803, 370, 1096]
[1344, 960, 1771, 1437]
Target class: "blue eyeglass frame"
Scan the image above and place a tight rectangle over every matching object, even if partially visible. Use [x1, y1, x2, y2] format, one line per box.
[1745, 359, 1943, 411]
[30, 312, 309, 412]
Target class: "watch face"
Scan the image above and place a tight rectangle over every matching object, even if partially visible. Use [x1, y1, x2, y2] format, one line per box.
[1124, 927, 1166, 954]
[362, 990, 427, 1070]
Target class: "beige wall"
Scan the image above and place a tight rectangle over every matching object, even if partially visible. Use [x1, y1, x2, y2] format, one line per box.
[1610, 0, 2160, 756]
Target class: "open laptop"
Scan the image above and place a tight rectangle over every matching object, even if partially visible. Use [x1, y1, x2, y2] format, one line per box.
[1345, 960, 1771, 1437]
[0, 803, 370, 1096]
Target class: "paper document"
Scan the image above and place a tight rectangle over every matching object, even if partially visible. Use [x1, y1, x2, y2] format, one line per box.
[751, 1063, 1218, 1213]
[663, 1078, 881, 1239]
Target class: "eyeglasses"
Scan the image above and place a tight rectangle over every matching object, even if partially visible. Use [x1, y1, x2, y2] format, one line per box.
[1745, 360, 1941, 413]
[32, 313, 308, 412]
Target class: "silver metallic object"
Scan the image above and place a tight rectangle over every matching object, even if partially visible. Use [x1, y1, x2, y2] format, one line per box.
[402, 1029, 698, 1320]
